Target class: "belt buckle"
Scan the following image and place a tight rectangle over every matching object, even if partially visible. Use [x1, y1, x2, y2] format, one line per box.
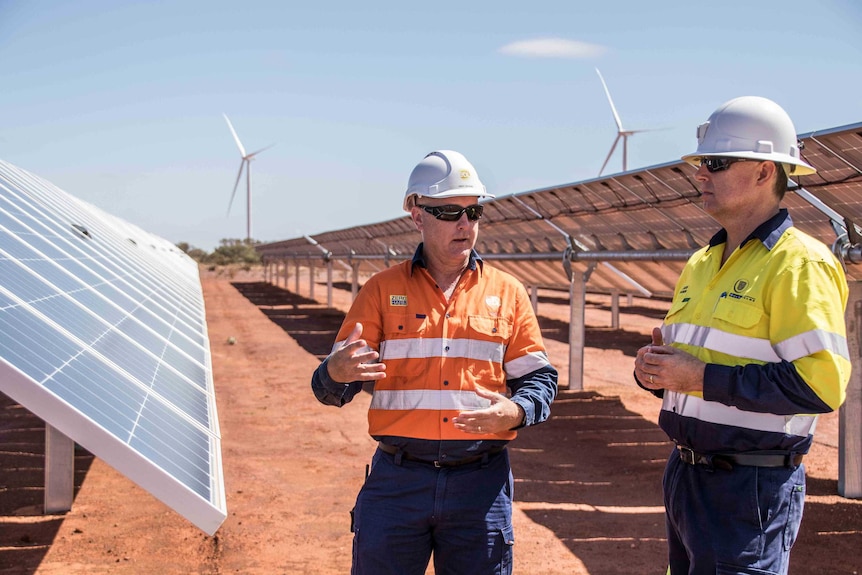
[678, 446, 696, 465]
[433, 460, 442, 468]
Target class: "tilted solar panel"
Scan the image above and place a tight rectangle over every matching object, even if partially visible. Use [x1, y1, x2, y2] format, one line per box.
[0, 159, 226, 535]
[257, 122, 862, 289]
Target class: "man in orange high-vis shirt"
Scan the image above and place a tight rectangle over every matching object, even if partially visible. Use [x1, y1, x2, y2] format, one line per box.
[311, 150, 558, 575]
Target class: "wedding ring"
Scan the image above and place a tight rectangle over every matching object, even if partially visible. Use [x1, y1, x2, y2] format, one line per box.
[649, 375, 654, 385]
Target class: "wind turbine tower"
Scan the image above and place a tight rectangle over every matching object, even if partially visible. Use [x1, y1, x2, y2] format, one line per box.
[595, 69, 648, 176]
[223, 114, 273, 242]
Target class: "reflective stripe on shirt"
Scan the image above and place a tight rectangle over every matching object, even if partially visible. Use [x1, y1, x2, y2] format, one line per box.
[662, 390, 817, 438]
[380, 337, 505, 363]
[665, 323, 850, 364]
[775, 328, 850, 362]
[370, 389, 493, 411]
[378, 338, 552, 379]
[506, 351, 553, 379]
[664, 322, 780, 363]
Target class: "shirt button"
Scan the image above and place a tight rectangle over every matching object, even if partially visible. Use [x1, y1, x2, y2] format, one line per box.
[444, 346, 450, 352]
[443, 380, 449, 386]
[443, 417, 448, 422]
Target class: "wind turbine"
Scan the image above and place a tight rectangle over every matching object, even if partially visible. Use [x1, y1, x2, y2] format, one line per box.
[595, 68, 649, 176]
[223, 114, 274, 242]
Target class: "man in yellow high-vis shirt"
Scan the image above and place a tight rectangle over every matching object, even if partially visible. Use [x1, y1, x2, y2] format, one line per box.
[634, 96, 850, 575]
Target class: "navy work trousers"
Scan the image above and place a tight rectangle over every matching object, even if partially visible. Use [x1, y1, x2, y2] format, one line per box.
[351, 446, 514, 575]
[663, 448, 806, 575]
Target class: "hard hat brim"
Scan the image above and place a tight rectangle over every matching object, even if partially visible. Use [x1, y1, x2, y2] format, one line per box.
[403, 189, 496, 212]
[681, 151, 816, 176]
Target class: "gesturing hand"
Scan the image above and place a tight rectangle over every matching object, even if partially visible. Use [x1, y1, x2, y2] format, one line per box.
[325, 323, 387, 383]
[452, 385, 525, 434]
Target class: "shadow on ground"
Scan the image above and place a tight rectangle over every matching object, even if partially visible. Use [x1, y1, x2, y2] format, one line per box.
[0, 392, 94, 574]
[231, 281, 345, 361]
[511, 389, 672, 572]
[231, 280, 862, 575]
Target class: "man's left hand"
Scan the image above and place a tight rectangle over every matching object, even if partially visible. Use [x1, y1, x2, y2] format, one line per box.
[635, 327, 706, 393]
[453, 386, 525, 434]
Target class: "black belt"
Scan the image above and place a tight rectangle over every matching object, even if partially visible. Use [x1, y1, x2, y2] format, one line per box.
[378, 442, 505, 468]
[676, 445, 804, 471]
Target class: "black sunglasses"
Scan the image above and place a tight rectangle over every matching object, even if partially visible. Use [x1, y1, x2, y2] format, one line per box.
[416, 203, 484, 222]
[699, 157, 754, 173]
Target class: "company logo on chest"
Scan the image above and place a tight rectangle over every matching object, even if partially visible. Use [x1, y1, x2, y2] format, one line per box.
[728, 278, 756, 303]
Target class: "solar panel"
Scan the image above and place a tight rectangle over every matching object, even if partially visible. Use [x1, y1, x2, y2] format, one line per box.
[0, 159, 226, 535]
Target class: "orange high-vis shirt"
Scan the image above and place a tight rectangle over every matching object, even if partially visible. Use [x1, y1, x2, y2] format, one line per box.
[332, 258, 553, 441]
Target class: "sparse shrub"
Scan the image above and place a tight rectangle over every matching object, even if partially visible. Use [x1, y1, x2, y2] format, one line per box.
[178, 238, 262, 266]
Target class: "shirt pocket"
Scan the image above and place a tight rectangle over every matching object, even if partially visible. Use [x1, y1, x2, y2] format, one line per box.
[380, 312, 428, 380]
[664, 297, 690, 322]
[465, 315, 511, 384]
[712, 297, 764, 333]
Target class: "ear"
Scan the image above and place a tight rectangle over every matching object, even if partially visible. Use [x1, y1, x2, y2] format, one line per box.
[756, 160, 777, 187]
[410, 206, 424, 232]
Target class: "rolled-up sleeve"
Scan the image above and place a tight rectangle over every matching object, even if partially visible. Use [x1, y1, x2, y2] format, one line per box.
[509, 365, 558, 427]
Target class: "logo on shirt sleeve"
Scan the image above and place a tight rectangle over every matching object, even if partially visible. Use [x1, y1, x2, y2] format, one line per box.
[390, 295, 408, 306]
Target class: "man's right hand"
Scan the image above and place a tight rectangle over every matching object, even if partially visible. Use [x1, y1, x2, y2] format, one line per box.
[325, 323, 387, 383]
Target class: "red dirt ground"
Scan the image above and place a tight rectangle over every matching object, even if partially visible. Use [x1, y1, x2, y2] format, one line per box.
[1, 267, 861, 574]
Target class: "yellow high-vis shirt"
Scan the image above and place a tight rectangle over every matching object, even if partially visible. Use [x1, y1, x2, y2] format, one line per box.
[659, 210, 850, 454]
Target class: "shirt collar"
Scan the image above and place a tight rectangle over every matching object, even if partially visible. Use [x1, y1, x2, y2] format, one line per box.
[707, 208, 793, 252]
[410, 243, 484, 275]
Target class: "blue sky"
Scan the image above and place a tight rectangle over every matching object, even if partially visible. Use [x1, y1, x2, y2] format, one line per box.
[1, 1, 860, 251]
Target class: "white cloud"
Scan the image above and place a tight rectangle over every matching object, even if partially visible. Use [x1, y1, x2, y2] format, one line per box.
[498, 38, 606, 59]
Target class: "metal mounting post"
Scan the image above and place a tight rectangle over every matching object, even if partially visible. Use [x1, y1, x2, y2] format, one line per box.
[44, 424, 74, 514]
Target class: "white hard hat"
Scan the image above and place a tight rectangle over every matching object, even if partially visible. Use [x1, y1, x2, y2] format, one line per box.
[403, 150, 494, 212]
[681, 96, 815, 176]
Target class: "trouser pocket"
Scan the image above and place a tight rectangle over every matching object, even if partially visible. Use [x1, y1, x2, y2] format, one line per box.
[497, 524, 515, 575]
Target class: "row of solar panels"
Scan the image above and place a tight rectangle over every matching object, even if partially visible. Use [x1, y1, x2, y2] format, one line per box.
[257, 122, 862, 294]
[0, 161, 226, 535]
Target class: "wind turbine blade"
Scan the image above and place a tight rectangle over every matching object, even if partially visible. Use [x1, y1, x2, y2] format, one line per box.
[227, 160, 246, 216]
[595, 68, 624, 132]
[246, 143, 275, 159]
[628, 126, 668, 136]
[223, 114, 248, 158]
[598, 135, 621, 176]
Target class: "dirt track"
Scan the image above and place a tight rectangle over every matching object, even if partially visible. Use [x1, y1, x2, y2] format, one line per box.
[1, 269, 861, 574]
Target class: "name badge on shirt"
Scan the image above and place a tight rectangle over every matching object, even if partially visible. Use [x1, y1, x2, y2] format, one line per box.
[390, 295, 408, 306]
